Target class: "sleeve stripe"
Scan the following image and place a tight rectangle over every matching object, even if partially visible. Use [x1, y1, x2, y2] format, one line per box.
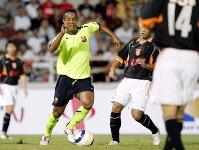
[20, 74, 26, 79]
[138, 14, 163, 28]
[116, 55, 123, 64]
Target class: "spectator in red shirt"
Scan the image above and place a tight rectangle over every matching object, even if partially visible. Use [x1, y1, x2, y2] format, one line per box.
[3, 17, 17, 40]
[59, 0, 74, 13]
[41, 0, 57, 18]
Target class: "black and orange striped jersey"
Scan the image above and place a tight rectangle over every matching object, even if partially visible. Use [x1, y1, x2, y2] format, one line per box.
[0, 54, 26, 85]
[116, 37, 160, 81]
[139, 0, 199, 51]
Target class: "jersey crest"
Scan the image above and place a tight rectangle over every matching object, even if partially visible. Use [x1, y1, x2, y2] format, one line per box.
[12, 62, 17, 69]
[135, 48, 141, 56]
[81, 36, 87, 42]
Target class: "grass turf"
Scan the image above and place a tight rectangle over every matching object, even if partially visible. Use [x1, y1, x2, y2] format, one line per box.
[0, 135, 198, 150]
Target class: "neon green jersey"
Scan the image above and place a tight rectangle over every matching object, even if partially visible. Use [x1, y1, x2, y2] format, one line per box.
[52, 22, 99, 79]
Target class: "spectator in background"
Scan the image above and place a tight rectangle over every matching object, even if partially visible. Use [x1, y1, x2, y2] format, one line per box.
[38, 42, 51, 58]
[91, 50, 108, 82]
[0, 7, 7, 29]
[78, 0, 93, 20]
[105, 7, 122, 31]
[105, 0, 117, 18]
[59, 0, 74, 13]
[14, 5, 31, 32]
[116, 0, 135, 20]
[49, 6, 62, 32]
[17, 42, 35, 77]
[25, 0, 40, 19]
[0, 29, 7, 53]
[114, 19, 133, 44]
[13, 29, 27, 50]
[103, 43, 118, 62]
[21, 0, 31, 5]
[95, 0, 107, 19]
[126, 7, 137, 31]
[2, 17, 17, 40]
[17, 42, 35, 60]
[89, 11, 101, 23]
[133, 0, 145, 19]
[41, 0, 57, 18]
[5, 0, 24, 17]
[38, 18, 56, 42]
[31, 7, 45, 29]
[27, 27, 46, 54]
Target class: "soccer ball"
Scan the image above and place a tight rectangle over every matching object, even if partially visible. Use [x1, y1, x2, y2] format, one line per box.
[74, 129, 94, 146]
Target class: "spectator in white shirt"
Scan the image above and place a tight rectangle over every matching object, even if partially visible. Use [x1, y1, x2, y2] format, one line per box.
[38, 18, 56, 42]
[25, 0, 40, 19]
[6, 0, 24, 17]
[0, 29, 7, 52]
[114, 19, 133, 44]
[27, 27, 46, 54]
[14, 5, 31, 31]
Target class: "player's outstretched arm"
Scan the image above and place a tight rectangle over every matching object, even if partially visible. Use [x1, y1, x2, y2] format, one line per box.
[99, 25, 121, 49]
[49, 25, 67, 53]
[109, 59, 122, 79]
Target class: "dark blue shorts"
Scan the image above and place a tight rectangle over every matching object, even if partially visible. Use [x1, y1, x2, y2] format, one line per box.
[52, 75, 94, 107]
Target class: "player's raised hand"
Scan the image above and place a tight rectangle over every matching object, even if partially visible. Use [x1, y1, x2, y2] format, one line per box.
[112, 36, 121, 49]
[61, 24, 67, 34]
[109, 68, 116, 79]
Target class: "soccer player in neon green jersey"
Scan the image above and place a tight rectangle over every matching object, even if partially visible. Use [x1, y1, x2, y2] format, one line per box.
[40, 9, 121, 145]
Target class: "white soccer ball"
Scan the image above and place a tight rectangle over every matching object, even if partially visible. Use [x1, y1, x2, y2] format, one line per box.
[74, 129, 94, 146]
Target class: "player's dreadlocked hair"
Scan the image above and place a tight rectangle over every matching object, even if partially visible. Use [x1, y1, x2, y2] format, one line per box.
[56, 9, 78, 32]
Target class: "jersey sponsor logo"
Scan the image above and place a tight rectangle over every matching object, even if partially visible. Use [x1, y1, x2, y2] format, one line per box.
[9, 70, 20, 77]
[12, 62, 17, 69]
[54, 97, 58, 103]
[131, 59, 138, 66]
[81, 36, 87, 42]
[135, 48, 141, 56]
[5, 60, 9, 64]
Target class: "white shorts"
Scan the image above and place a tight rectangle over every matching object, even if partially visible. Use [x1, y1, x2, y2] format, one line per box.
[0, 84, 18, 106]
[149, 48, 199, 105]
[110, 78, 150, 111]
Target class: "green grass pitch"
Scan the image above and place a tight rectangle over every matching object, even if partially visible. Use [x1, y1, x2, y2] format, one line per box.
[0, 135, 198, 150]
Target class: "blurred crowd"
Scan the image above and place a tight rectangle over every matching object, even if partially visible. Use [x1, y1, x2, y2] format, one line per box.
[0, 0, 146, 82]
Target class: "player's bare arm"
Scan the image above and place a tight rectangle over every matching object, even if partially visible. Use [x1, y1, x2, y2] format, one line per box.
[109, 59, 122, 78]
[99, 25, 121, 49]
[49, 25, 67, 53]
[136, 58, 154, 71]
[20, 77, 27, 97]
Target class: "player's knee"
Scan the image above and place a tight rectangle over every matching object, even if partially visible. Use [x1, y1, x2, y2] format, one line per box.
[131, 110, 143, 121]
[82, 101, 93, 110]
[52, 110, 63, 118]
[112, 102, 123, 113]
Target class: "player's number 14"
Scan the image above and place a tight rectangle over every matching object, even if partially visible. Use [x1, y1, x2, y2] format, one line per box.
[168, 3, 193, 38]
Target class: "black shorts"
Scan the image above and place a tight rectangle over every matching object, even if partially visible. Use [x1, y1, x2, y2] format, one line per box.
[52, 75, 94, 107]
